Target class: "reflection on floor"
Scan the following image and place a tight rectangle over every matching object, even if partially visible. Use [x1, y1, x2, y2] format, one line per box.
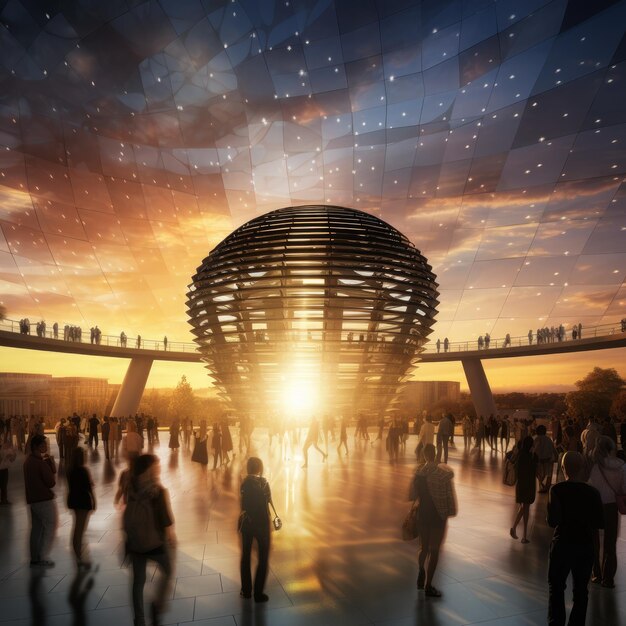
[0, 431, 624, 625]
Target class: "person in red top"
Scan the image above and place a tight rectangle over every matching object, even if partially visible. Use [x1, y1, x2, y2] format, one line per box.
[23, 434, 58, 567]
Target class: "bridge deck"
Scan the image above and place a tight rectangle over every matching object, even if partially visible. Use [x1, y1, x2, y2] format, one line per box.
[2, 327, 625, 364]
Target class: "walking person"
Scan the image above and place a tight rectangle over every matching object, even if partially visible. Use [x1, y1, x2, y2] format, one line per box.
[238, 457, 274, 603]
[409, 443, 457, 597]
[24, 434, 58, 567]
[67, 447, 95, 567]
[588, 436, 626, 588]
[101, 416, 111, 460]
[123, 454, 176, 626]
[436, 414, 453, 463]
[337, 415, 349, 456]
[211, 423, 223, 469]
[88, 414, 100, 448]
[547, 452, 604, 626]
[301, 416, 327, 468]
[510, 436, 537, 544]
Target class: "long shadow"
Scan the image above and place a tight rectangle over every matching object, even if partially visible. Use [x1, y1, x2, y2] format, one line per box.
[68, 566, 97, 626]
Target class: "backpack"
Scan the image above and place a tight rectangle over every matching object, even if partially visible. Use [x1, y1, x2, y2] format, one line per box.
[123, 488, 163, 553]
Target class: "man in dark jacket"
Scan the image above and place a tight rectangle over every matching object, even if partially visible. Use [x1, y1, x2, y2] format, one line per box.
[24, 434, 57, 566]
[547, 451, 604, 626]
[239, 457, 272, 603]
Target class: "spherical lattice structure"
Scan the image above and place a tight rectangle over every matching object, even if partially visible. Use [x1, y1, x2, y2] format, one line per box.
[187, 206, 439, 417]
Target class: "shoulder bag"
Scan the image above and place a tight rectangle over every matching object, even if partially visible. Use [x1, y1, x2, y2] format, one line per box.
[598, 465, 626, 515]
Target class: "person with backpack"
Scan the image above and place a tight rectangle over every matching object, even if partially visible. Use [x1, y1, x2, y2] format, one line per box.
[238, 457, 275, 603]
[409, 443, 457, 597]
[123, 454, 176, 626]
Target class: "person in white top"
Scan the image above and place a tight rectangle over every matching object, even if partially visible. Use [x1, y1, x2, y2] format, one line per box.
[588, 436, 626, 588]
[415, 416, 435, 462]
[581, 419, 601, 457]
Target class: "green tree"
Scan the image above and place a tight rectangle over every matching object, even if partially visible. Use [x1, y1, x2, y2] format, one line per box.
[611, 390, 626, 419]
[565, 367, 625, 419]
[169, 375, 196, 420]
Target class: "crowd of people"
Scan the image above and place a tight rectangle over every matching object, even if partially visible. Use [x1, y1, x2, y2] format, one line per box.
[11, 318, 169, 350]
[1, 407, 625, 626]
[434, 321, 593, 353]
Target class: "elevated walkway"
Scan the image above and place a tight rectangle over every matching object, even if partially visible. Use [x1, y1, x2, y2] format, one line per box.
[2, 318, 625, 419]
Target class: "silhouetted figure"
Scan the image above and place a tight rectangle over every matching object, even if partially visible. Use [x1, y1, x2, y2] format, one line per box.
[67, 447, 95, 567]
[510, 436, 537, 544]
[547, 452, 604, 626]
[302, 416, 327, 467]
[410, 443, 457, 597]
[239, 457, 273, 603]
[123, 455, 175, 626]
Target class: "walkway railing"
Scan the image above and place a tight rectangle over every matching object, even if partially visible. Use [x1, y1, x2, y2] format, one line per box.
[1, 317, 624, 356]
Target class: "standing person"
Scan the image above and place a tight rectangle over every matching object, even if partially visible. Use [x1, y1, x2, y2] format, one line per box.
[88, 414, 100, 448]
[301, 416, 327, 468]
[24, 434, 58, 567]
[409, 443, 457, 597]
[55, 418, 67, 460]
[547, 452, 604, 626]
[337, 415, 349, 456]
[168, 419, 180, 451]
[533, 424, 556, 493]
[386, 419, 401, 464]
[101, 416, 111, 460]
[462, 414, 472, 449]
[436, 414, 453, 463]
[239, 457, 274, 603]
[211, 423, 223, 469]
[620, 417, 626, 455]
[64, 423, 80, 473]
[163, 336, 167, 351]
[0, 439, 17, 504]
[125, 421, 144, 460]
[67, 447, 95, 567]
[510, 436, 538, 544]
[110, 417, 120, 458]
[500, 415, 511, 452]
[191, 420, 208, 465]
[221, 418, 234, 465]
[416, 415, 435, 461]
[475, 416, 486, 451]
[123, 454, 176, 626]
[588, 436, 626, 588]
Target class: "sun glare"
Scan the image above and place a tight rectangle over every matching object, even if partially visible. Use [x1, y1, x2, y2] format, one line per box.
[282, 379, 319, 415]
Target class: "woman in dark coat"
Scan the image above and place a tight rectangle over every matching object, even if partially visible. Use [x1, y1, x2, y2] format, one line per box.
[238, 457, 272, 602]
[67, 446, 95, 566]
[510, 436, 537, 544]
[192, 419, 208, 465]
[168, 419, 180, 450]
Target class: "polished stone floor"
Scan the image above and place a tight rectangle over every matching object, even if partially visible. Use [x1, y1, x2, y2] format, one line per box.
[0, 430, 624, 626]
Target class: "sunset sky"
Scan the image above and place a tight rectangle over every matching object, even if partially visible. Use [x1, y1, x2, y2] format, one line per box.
[1, 0, 625, 396]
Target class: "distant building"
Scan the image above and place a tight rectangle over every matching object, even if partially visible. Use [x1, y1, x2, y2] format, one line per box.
[0, 373, 112, 419]
[399, 381, 461, 415]
[0, 373, 51, 416]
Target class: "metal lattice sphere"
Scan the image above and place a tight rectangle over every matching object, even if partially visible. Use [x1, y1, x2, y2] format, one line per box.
[187, 206, 439, 417]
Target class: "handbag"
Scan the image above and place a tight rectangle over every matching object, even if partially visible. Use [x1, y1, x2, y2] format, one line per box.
[503, 450, 517, 486]
[269, 500, 282, 531]
[402, 499, 420, 541]
[598, 465, 626, 515]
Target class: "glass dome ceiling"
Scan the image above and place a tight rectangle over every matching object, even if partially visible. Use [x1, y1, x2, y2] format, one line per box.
[0, 0, 625, 343]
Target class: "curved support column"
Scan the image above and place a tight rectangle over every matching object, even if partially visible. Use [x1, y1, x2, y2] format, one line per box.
[111, 357, 153, 417]
[462, 358, 497, 418]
